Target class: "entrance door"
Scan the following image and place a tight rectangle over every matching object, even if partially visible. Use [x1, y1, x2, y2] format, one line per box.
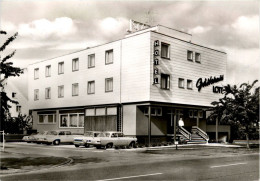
[166, 109, 174, 134]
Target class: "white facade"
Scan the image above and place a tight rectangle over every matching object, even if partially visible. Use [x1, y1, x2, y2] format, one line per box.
[27, 24, 227, 138]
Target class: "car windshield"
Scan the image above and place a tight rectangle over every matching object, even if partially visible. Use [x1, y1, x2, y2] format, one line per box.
[84, 132, 94, 137]
[47, 131, 57, 135]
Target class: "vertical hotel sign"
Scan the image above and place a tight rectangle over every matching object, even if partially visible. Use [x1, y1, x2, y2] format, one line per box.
[153, 40, 160, 84]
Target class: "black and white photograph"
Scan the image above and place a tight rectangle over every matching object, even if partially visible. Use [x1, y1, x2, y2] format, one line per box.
[0, 0, 259, 180]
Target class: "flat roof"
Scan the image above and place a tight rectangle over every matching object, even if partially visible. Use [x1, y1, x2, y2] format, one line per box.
[29, 27, 226, 66]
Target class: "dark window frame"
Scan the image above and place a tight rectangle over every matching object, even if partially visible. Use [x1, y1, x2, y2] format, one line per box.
[105, 49, 114, 65]
[72, 58, 79, 72]
[58, 62, 64, 74]
[161, 42, 170, 59]
[161, 73, 170, 90]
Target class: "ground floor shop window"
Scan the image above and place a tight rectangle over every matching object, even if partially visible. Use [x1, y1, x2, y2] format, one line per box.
[60, 113, 84, 128]
[39, 114, 56, 124]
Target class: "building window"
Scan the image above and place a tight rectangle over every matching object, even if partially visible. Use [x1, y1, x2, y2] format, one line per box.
[39, 114, 56, 124]
[198, 110, 203, 118]
[72, 83, 79, 96]
[58, 62, 64, 74]
[161, 42, 170, 59]
[105, 49, 113, 64]
[144, 107, 162, 116]
[60, 113, 84, 128]
[72, 58, 79, 71]
[16, 105, 21, 112]
[189, 110, 194, 118]
[58, 85, 64, 98]
[45, 65, 51, 77]
[88, 54, 95, 68]
[195, 52, 201, 63]
[105, 78, 113, 92]
[87, 81, 95, 94]
[187, 50, 193, 61]
[34, 68, 39, 79]
[12, 92, 17, 98]
[45, 87, 51, 99]
[187, 79, 193, 89]
[34, 89, 39, 100]
[161, 74, 170, 90]
[178, 78, 184, 88]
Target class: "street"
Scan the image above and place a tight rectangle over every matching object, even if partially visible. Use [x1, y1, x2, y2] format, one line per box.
[0, 143, 259, 180]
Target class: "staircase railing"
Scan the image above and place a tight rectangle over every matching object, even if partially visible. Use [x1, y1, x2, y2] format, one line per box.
[178, 126, 191, 140]
[192, 126, 209, 142]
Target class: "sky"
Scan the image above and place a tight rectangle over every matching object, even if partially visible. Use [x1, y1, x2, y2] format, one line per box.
[1, 0, 259, 86]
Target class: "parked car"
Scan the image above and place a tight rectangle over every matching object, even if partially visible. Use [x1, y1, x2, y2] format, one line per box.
[89, 131, 137, 149]
[41, 131, 81, 145]
[34, 131, 48, 144]
[73, 131, 102, 148]
[22, 133, 37, 143]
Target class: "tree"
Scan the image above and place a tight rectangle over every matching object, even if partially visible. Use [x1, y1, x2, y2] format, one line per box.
[0, 30, 23, 131]
[208, 80, 259, 148]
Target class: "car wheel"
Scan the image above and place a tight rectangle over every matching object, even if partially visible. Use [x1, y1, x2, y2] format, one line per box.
[53, 140, 60, 145]
[129, 141, 136, 148]
[84, 144, 89, 148]
[106, 143, 113, 149]
[75, 145, 79, 148]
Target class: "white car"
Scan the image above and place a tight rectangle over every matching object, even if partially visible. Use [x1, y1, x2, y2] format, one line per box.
[73, 131, 102, 148]
[41, 131, 81, 145]
[89, 131, 137, 149]
[22, 133, 37, 143]
[34, 131, 48, 144]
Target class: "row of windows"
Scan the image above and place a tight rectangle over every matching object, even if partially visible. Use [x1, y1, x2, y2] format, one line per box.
[34, 49, 113, 79]
[160, 74, 193, 90]
[157, 42, 201, 63]
[187, 50, 201, 63]
[34, 78, 113, 100]
[38, 114, 84, 128]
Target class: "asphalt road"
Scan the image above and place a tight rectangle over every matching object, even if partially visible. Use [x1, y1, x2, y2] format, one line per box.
[1, 143, 259, 181]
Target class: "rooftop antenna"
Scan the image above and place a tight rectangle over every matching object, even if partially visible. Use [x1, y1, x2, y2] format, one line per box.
[144, 9, 157, 26]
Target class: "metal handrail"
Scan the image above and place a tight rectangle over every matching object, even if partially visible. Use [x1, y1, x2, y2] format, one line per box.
[192, 126, 209, 141]
[178, 126, 191, 140]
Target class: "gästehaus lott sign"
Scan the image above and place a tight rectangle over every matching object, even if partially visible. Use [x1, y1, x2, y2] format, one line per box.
[196, 75, 224, 93]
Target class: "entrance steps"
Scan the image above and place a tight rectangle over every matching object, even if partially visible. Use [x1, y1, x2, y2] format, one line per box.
[184, 126, 209, 144]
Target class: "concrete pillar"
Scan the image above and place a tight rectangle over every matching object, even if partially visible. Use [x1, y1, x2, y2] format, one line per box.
[216, 118, 218, 142]
[148, 106, 151, 147]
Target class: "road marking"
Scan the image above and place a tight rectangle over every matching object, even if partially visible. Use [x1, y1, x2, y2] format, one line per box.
[96, 173, 163, 181]
[210, 162, 247, 168]
[92, 151, 104, 153]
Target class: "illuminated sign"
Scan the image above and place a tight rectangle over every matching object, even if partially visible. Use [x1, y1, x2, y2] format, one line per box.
[153, 40, 160, 84]
[196, 75, 224, 93]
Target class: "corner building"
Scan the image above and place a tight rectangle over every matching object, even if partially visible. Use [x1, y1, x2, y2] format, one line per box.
[28, 24, 229, 143]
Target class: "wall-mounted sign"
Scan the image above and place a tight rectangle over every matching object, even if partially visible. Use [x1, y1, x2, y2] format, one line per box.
[153, 40, 160, 84]
[196, 75, 224, 92]
[154, 77, 159, 84]
[154, 68, 159, 75]
[213, 86, 224, 94]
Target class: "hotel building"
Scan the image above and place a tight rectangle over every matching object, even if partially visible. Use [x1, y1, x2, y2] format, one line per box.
[28, 21, 230, 143]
